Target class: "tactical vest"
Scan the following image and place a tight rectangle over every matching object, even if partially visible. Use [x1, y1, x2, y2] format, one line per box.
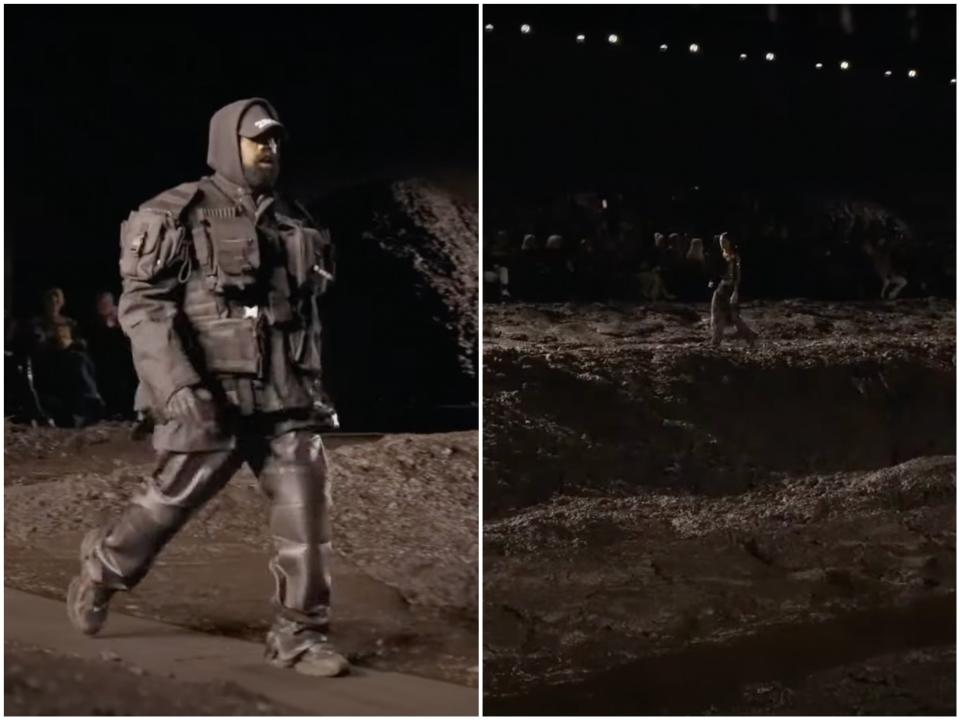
[120, 178, 332, 386]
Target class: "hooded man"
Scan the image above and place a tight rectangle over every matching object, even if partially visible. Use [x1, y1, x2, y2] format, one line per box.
[67, 99, 348, 677]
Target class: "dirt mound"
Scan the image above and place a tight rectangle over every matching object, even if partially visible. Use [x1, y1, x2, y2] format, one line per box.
[315, 179, 478, 431]
[484, 301, 955, 516]
[332, 432, 478, 614]
[483, 299, 955, 712]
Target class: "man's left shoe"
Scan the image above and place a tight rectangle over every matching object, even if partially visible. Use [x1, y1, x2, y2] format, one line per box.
[66, 529, 116, 635]
[291, 642, 350, 678]
[265, 616, 350, 678]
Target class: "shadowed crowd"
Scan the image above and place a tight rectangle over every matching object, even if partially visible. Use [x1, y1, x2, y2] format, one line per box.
[5, 288, 137, 427]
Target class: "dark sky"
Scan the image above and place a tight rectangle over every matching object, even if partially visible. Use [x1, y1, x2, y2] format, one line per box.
[484, 4, 956, 205]
[5, 4, 478, 315]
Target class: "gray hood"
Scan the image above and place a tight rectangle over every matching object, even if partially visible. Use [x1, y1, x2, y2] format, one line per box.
[206, 98, 281, 188]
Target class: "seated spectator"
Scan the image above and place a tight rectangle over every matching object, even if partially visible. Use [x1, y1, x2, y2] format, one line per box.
[543, 234, 574, 300]
[636, 265, 673, 301]
[4, 314, 52, 424]
[29, 287, 81, 352]
[33, 322, 104, 428]
[86, 291, 138, 418]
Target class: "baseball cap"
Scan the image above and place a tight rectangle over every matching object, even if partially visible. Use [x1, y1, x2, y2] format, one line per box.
[238, 104, 286, 139]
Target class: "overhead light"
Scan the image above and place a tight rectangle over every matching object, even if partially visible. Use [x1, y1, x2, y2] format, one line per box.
[484, 23, 494, 32]
[815, 62, 823, 69]
[689, 43, 700, 54]
[907, 69, 918, 78]
[576, 34, 586, 43]
[520, 23, 531, 34]
[952, 78, 957, 85]
[884, 70, 892, 77]
[765, 52, 776, 62]
[739, 53, 748, 61]
[659, 43, 669, 52]
[840, 60, 850, 70]
[608, 34, 619, 45]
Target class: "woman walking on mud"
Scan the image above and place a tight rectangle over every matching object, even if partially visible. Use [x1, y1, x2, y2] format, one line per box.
[710, 232, 758, 348]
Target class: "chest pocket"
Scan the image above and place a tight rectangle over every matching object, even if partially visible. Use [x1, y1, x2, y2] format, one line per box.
[119, 209, 184, 281]
[206, 214, 260, 292]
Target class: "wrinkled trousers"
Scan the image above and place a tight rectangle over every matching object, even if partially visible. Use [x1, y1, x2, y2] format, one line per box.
[84, 420, 332, 630]
[711, 284, 757, 346]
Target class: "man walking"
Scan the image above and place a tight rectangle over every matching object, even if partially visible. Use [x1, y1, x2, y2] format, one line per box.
[67, 99, 347, 677]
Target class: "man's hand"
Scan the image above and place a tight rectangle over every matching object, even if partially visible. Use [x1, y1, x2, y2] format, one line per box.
[166, 386, 215, 423]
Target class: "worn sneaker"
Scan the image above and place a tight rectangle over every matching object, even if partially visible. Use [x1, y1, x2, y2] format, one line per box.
[291, 642, 350, 678]
[66, 529, 115, 635]
[265, 616, 350, 677]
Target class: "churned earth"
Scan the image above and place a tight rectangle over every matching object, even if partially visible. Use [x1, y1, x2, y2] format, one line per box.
[483, 298, 955, 715]
[4, 423, 478, 713]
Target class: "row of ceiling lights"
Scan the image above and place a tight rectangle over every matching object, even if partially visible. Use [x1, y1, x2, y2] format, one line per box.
[484, 23, 953, 83]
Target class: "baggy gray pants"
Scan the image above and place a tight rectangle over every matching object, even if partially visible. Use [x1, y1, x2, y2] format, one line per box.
[711, 283, 757, 346]
[84, 424, 332, 629]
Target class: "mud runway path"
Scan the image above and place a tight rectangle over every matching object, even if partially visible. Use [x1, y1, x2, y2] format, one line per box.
[5, 589, 476, 716]
[483, 299, 955, 715]
[5, 424, 478, 714]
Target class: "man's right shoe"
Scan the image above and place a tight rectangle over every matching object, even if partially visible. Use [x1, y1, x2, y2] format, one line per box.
[66, 529, 115, 635]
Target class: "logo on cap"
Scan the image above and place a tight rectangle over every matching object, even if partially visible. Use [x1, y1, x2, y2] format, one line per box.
[254, 118, 278, 129]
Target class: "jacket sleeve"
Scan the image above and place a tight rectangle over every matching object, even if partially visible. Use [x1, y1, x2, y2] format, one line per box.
[117, 209, 200, 408]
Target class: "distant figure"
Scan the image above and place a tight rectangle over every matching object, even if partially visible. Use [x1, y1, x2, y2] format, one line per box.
[485, 230, 513, 301]
[710, 233, 758, 347]
[545, 234, 564, 251]
[650, 232, 676, 300]
[636, 266, 672, 301]
[4, 314, 51, 425]
[543, 234, 573, 300]
[87, 291, 138, 418]
[864, 236, 908, 300]
[686, 237, 705, 264]
[32, 321, 104, 427]
[30, 287, 80, 351]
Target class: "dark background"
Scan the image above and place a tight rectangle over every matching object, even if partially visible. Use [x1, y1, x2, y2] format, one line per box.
[484, 4, 955, 209]
[5, 4, 478, 318]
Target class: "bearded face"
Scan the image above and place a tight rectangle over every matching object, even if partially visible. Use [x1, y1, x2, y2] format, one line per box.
[239, 134, 281, 191]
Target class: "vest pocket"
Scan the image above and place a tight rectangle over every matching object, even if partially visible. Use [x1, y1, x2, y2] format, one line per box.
[207, 216, 259, 291]
[120, 210, 182, 280]
[193, 318, 261, 375]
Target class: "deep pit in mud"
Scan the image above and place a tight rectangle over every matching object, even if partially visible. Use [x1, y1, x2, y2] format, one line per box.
[482, 300, 956, 715]
[485, 345, 954, 516]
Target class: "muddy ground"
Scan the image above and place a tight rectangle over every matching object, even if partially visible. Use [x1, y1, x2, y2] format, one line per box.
[5, 640, 296, 716]
[483, 298, 955, 715]
[4, 424, 478, 713]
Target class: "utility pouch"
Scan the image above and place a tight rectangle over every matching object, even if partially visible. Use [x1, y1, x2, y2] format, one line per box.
[206, 213, 260, 292]
[119, 210, 183, 280]
[277, 214, 333, 293]
[193, 318, 261, 375]
[287, 294, 324, 375]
